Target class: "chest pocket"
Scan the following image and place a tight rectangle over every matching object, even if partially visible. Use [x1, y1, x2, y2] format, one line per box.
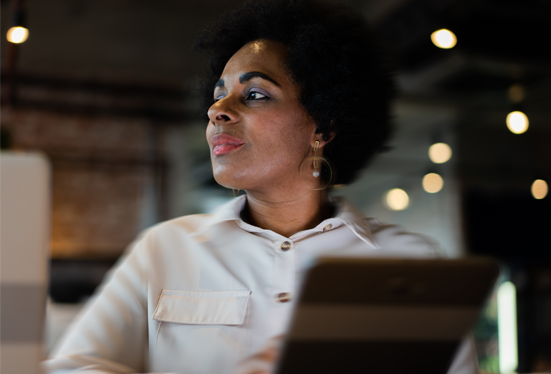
[152, 289, 251, 325]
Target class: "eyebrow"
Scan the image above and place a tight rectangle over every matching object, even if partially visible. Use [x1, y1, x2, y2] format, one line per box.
[214, 71, 281, 90]
[239, 71, 280, 87]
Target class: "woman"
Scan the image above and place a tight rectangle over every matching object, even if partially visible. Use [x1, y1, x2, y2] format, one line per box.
[45, 0, 478, 373]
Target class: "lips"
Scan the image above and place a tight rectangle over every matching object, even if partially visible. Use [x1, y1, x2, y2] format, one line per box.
[212, 134, 244, 156]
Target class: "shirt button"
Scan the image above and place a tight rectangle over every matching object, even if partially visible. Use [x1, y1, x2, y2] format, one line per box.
[323, 224, 332, 232]
[280, 241, 292, 251]
[276, 292, 292, 303]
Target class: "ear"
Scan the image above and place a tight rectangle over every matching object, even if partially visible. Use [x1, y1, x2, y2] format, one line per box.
[312, 122, 337, 148]
[321, 130, 337, 147]
[311, 136, 329, 149]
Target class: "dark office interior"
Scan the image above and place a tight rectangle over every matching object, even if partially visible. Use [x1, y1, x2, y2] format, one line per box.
[1, 0, 550, 372]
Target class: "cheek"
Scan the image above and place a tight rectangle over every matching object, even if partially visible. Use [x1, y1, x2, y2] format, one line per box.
[251, 115, 312, 170]
[270, 110, 313, 149]
[206, 123, 214, 147]
[250, 116, 294, 151]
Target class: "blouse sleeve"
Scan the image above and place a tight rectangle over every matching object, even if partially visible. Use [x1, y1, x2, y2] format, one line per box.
[43, 233, 151, 374]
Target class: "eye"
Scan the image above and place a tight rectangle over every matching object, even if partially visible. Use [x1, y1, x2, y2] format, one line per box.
[246, 91, 268, 101]
[214, 94, 225, 102]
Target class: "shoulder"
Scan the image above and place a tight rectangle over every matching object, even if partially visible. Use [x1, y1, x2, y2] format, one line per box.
[147, 214, 216, 236]
[333, 197, 443, 258]
[367, 218, 443, 258]
[124, 213, 218, 257]
[142, 197, 244, 241]
[101, 213, 225, 294]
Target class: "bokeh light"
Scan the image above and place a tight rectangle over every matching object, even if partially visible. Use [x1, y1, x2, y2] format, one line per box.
[423, 173, 444, 193]
[506, 111, 529, 134]
[508, 84, 524, 103]
[6, 27, 29, 44]
[497, 282, 518, 374]
[428, 143, 452, 164]
[531, 179, 548, 199]
[385, 188, 409, 211]
[430, 29, 457, 49]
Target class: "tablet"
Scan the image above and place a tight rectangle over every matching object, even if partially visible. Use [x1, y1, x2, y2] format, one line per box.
[276, 257, 500, 374]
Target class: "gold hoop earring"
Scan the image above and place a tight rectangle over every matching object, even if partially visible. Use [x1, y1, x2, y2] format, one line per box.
[299, 140, 333, 190]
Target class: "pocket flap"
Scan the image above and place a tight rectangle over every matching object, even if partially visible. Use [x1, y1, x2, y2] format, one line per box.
[152, 290, 251, 325]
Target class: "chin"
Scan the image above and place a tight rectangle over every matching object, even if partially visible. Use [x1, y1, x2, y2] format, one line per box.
[211, 162, 265, 191]
[212, 169, 241, 190]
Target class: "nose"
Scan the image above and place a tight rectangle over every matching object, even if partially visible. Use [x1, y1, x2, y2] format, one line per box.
[207, 97, 239, 126]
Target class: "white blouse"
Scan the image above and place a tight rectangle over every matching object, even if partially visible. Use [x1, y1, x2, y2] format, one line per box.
[44, 196, 479, 374]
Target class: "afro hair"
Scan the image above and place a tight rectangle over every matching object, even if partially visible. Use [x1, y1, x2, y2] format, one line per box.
[193, 0, 395, 185]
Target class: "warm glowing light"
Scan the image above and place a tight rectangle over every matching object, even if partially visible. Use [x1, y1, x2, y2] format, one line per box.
[431, 29, 457, 49]
[423, 173, 444, 193]
[428, 143, 452, 164]
[531, 179, 548, 199]
[497, 282, 518, 374]
[508, 84, 524, 103]
[6, 27, 29, 44]
[385, 188, 409, 211]
[506, 111, 529, 134]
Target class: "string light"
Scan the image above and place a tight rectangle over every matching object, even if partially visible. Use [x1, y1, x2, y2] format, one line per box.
[423, 173, 444, 193]
[431, 29, 457, 49]
[384, 188, 409, 211]
[428, 143, 452, 164]
[531, 179, 548, 199]
[506, 111, 529, 134]
[6, 26, 29, 44]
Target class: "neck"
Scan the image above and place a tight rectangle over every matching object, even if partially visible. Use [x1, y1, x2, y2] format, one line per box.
[241, 189, 334, 238]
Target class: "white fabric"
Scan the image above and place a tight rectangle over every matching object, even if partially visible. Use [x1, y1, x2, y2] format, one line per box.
[152, 290, 251, 325]
[44, 196, 479, 374]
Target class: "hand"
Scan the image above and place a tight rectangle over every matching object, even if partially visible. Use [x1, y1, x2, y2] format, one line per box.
[234, 335, 283, 374]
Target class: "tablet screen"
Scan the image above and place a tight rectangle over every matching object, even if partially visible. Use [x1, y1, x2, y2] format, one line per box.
[276, 257, 499, 374]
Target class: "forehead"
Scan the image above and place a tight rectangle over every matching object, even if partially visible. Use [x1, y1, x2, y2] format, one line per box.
[220, 39, 291, 83]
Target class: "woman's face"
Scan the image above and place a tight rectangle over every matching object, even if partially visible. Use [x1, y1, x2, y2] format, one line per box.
[206, 39, 318, 193]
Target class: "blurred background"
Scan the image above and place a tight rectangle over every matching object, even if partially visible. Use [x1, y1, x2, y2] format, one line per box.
[1, 0, 550, 372]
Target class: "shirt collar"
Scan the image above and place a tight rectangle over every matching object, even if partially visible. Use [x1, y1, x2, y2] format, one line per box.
[198, 195, 377, 249]
[331, 197, 377, 249]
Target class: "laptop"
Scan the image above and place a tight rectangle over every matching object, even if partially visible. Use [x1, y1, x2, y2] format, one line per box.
[1, 152, 51, 374]
[276, 256, 499, 374]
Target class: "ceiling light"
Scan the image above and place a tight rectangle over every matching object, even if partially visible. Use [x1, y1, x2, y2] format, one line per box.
[6, 26, 29, 44]
[384, 188, 409, 211]
[428, 143, 452, 164]
[423, 173, 444, 193]
[506, 111, 529, 134]
[508, 84, 524, 103]
[431, 29, 457, 49]
[531, 179, 548, 199]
